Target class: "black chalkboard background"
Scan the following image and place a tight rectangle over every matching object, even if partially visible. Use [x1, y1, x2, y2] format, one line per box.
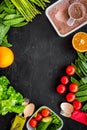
[0, 0, 87, 130]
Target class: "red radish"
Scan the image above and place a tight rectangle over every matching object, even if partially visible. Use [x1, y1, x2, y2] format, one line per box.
[66, 65, 76, 76]
[66, 93, 75, 102]
[60, 76, 69, 85]
[69, 83, 78, 93]
[56, 84, 66, 94]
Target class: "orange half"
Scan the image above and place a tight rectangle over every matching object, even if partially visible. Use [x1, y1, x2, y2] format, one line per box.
[72, 32, 87, 52]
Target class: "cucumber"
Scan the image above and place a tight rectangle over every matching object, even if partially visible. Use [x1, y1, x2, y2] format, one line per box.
[36, 116, 52, 130]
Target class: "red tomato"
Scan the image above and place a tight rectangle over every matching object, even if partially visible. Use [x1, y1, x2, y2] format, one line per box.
[56, 84, 66, 94]
[41, 109, 50, 117]
[35, 113, 42, 121]
[66, 65, 76, 76]
[66, 93, 75, 102]
[60, 76, 69, 85]
[73, 100, 82, 110]
[69, 83, 78, 93]
[29, 118, 37, 128]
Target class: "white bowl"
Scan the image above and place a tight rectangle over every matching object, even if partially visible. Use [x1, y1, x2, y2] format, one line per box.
[26, 106, 63, 130]
[45, 0, 87, 37]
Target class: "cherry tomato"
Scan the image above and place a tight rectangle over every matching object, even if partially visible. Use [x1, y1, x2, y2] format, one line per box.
[29, 118, 37, 128]
[35, 113, 43, 121]
[66, 93, 75, 102]
[60, 76, 69, 85]
[66, 65, 76, 76]
[73, 100, 82, 110]
[69, 83, 78, 93]
[41, 109, 50, 117]
[56, 84, 66, 94]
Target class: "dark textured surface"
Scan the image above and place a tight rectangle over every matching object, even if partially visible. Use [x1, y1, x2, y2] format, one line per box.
[0, 0, 87, 130]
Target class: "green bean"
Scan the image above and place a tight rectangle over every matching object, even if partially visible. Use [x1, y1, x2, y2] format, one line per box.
[0, 12, 7, 19]
[3, 17, 25, 26]
[4, 0, 14, 8]
[79, 84, 87, 91]
[0, 19, 3, 23]
[0, 24, 10, 41]
[82, 103, 87, 111]
[12, 21, 28, 27]
[1, 36, 12, 47]
[0, 3, 6, 13]
[4, 14, 21, 20]
[70, 77, 80, 85]
[76, 90, 87, 97]
[77, 52, 87, 62]
[76, 96, 87, 102]
[4, 7, 16, 14]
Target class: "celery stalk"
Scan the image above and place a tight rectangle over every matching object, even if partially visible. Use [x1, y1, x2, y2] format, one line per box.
[11, 0, 50, 22]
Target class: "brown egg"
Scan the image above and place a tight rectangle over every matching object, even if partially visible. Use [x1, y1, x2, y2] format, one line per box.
[23, 103, 35, 118]
[60, 102, 74, 117]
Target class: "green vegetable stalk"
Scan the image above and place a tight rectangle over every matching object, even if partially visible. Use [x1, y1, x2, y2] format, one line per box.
[11, 0, 50, 22]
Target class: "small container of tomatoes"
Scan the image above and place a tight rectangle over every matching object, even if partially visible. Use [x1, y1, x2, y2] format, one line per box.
[26, 106, 63, 130]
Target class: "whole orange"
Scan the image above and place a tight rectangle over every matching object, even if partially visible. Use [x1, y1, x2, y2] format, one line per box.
[0, 46, 14, 68]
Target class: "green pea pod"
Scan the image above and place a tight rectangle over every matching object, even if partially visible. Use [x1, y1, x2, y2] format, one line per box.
[1, 35, 12, 47]
[3, 17, 25, 26]
[82, 103, 87, 111]
[79, 84, 87, 91]
[76, 90, 87, 97]
[77, 52, 87, 62]
[0, 19, 3, 23]
[0, 1, 6, 13]
[76, 96, 87, 102]
[0, 24, 10, 41]
[12, 21, 28, 27]
[4, 7, 16, 14]
[0, 12, 7, 19]
[4, 0, 14, 8]
[4, 14, 22, 20]
[70, 77, 80, 86]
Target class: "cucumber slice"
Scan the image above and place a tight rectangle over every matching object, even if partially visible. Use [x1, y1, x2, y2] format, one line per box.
[36, 116, 52, 130]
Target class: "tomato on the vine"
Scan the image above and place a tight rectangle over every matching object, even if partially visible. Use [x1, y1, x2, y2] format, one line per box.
[66, 65, 76, 76]
[56, 84, 66, 94]
[35, 113, 42, 121]
[29, 118, 37, 128]
[69, 83, 78, 93]
[41, 109, 50, 117]
[73, 100, 82, 110]
[66, 93, 75, 102]
[60, 76, 69, 85]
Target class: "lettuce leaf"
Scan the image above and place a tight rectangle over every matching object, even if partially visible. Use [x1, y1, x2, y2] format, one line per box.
[0, 76, 25, 115]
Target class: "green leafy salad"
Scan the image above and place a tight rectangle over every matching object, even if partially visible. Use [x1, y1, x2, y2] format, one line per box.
[0, 76, 25, 115]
